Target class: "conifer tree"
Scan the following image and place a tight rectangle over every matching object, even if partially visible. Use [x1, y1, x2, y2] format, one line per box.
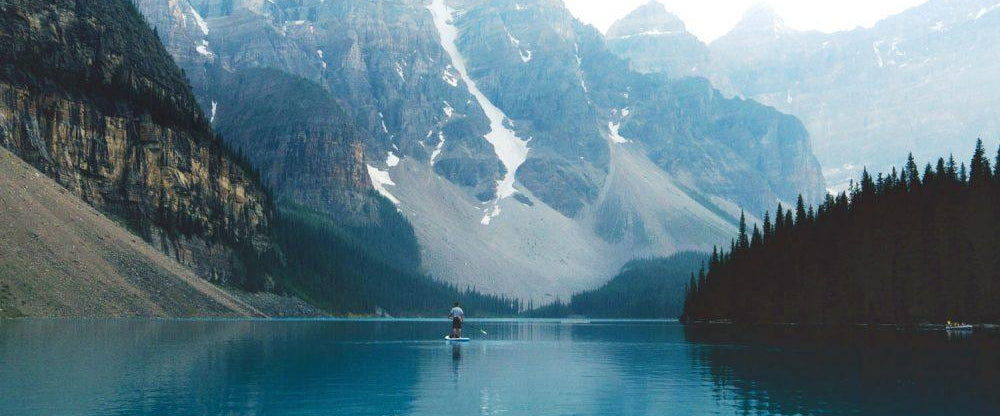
[737, 211, 750, 251]
[969, 139, 991, 187]
[906, 153, 921, 188]
[860, 169, 876, 201]
[994, 145, 1000, 180]
[795, 195, 807, 225]
[762, 211, 773, 241]
[775, 203, 786, 232]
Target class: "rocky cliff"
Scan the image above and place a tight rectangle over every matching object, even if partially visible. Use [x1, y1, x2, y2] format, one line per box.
[205, 67, 375, 222]
[0, 0, 275, 288]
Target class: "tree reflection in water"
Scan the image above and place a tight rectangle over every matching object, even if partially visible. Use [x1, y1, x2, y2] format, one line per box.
[684, 325, 1000, 415]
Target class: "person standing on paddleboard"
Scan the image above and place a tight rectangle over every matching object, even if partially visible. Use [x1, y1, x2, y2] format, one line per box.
[449, 302, 464, 339]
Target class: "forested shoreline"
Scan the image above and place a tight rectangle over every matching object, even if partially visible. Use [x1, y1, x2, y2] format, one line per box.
[526, 253, 705, 318]
[682, 141, 1000, 325]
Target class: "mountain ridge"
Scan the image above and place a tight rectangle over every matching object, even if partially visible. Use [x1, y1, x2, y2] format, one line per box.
[610, 0, 1000, 191]
[135, 0, 825, 301]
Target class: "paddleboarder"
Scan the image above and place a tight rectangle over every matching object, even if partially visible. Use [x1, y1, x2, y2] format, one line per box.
[449, 302, 464, 339]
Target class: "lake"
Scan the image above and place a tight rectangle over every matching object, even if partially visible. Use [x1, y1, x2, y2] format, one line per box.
[1, 319, 996, 415]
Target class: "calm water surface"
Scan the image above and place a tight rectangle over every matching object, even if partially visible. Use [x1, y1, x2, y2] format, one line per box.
[0, 319, 996, 415]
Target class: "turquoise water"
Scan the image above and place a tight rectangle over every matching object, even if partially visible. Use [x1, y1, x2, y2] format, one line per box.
[0, 319, 996, 415]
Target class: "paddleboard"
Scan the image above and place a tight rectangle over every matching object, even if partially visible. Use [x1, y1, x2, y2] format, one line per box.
[445, 336, 470, 342]
[945, 325, 973, 331]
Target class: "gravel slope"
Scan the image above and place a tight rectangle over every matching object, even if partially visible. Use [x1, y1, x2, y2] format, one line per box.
[0, 148, 264, 318]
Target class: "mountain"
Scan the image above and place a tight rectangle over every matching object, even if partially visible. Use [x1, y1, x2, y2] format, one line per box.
[0, 147, 260, 318]
[135, 0, 824, 302]
[609, 0, 1000, 191]
[683, 141, 1000, 325]
[0, 0, 277, 289]
[0, 0, 523, 317]
[606, 1, 710, 78]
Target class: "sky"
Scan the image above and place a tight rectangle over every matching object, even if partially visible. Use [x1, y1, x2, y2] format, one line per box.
[563, 0, 930, 43]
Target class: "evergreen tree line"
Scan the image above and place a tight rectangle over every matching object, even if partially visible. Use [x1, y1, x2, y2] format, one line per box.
[682, 140, 1000, 325]
[271, 203, 521, 317]
[527, 252, 706, 318]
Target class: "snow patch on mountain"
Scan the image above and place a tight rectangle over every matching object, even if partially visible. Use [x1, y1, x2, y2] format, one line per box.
[395, 62, 405, 81]
[503, 25, 533, 63]
[975, 3, 1000, 19]
[442, 65, 459, 87]
[608, 108, 631, 144]
[195, 40, 214, 57]
[615, 29, 682, 40]
[428, 0, 530, 204]
[367, 164, 400, 205]
[430, 131, 446, 165]
[190, 5, 209, 35]
[608, 121, 630, 144]
[480, 205, 502, 225]
[574, 43, 588, 94]
[317, 49, 327, 69]
[386, 151, 400, 167]
[378, 112, 389, 133]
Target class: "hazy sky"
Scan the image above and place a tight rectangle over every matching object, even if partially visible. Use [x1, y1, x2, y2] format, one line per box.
[564, 0, 929, 43]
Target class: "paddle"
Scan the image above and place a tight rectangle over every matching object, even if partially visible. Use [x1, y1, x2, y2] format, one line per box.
[464, 321, 488, 336]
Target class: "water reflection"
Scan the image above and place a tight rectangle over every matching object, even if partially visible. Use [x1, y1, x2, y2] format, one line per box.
[0, 319, 996, 415]
[684, 325, 1000, 415]
[0, 320, 425, 415]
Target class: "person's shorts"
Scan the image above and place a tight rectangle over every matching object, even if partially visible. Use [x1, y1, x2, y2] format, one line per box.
[452, 317, 462, 329]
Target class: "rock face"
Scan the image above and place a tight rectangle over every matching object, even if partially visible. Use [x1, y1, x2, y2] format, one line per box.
[206, 68, 375, 222]
[606, 1, 710, 78]
[447, 0, 824, 214]
[611, 0, 1000, 191]
[137, 0, 501, 217]
[135, 0, 825, 301]
[0, 0, 275, 288]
